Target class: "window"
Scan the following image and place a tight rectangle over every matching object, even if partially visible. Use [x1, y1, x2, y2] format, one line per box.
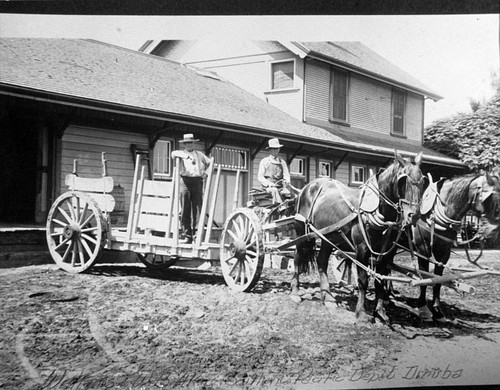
[351, 165, 366, 185]
[290, 157, 306, 189]
[271, 61, 294, 90]
[319, 161, 331, 178]
[212, 146, 248, 171]
[153, 140, 172, 179]
[289, 157, 305, 176]
[330, 69, 348, 121]
[392, 89, 406, 135]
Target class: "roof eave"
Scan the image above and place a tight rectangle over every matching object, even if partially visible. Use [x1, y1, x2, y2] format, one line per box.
[1, 83, 461, 167]
[308, 51, 443, 100]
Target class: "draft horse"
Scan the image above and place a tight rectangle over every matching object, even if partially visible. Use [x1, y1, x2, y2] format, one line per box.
[414, 167, 500, 322]
[291, 151, 425, 324]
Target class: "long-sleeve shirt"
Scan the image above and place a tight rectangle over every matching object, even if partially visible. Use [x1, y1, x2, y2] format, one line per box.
[172, 150, 212, 177]
[258, 155, 290, 187]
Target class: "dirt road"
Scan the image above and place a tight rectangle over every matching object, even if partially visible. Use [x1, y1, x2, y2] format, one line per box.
[1, 250, 499, 389]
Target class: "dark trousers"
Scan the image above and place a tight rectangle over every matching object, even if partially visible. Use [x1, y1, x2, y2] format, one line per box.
[180, 176, 204, 239]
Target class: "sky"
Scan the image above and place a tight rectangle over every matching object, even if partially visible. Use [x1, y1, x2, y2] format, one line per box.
[0, 14, 498, 125]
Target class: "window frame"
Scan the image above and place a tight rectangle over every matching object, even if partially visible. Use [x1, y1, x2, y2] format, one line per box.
[391, 88, 407, 136]
[289, 157, 305, 176]
[270, 59, 295, 91]
[318, 160, 332, 178]
[152, 139, 173, 180]
[211, 146, 249, 172]
[350, 164, 367, 186]
[329, 67, 349, 122]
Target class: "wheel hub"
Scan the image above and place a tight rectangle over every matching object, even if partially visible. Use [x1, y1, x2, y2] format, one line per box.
[63, 224, 80, 240]
[228, 240, 246, 259]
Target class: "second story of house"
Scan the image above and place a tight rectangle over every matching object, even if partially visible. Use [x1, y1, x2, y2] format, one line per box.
[141, 40, 443, 146]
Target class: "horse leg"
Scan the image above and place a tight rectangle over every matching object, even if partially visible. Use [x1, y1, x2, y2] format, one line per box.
[291, 247, 301, 295]
[291, 220, 306, 295]
[430, 243, 452, 322]
[414, 227, 433, 321]
[354, 244, 372, 324]
[374, 255, 394, 324]
[317, 242, 333, 302]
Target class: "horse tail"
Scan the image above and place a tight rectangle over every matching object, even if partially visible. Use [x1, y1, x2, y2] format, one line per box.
[294, 218, 317, 274]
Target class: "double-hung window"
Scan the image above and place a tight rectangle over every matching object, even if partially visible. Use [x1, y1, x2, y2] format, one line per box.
[153, 140, 172, 179]
[350, 165, 366, 186]
[330, 68, 348, 121]
[271, 61, 294, 90]
[392, 89, 406, 135]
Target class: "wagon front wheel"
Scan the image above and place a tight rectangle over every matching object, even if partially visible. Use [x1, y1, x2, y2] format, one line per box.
[46, 192, 105, 273]
[220, 209, 264, 292]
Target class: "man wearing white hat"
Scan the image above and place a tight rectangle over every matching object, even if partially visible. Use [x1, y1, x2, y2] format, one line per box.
[172, 134, 212, 243]
[258, 138, 291, 203]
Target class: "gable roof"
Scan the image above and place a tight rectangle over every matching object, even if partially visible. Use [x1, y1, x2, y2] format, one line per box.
[0, 38, 460, 167]
[0, 38, 341, 142]
[284, 41, 442, 100]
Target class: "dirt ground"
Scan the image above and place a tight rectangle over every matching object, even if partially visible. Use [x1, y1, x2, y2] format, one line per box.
[1, 250, 499, 390]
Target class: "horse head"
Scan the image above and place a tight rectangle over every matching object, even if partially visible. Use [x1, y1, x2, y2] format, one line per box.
[378, 150, 426, 227]
[476, 167, 500, 245]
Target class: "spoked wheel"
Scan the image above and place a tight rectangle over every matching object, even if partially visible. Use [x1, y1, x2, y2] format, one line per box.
[332, 252, 358, 288]
[220, 208, 264, 292]
[137, 253, 177, 270]
[46, 192, 105, 273]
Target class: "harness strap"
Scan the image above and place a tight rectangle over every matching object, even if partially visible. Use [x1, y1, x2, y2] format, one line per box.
[332, 180, 356, 213]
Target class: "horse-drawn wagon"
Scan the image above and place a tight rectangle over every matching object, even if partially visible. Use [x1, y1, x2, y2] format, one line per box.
[45, 152, 299, 292]
[46, 151, 500, 322]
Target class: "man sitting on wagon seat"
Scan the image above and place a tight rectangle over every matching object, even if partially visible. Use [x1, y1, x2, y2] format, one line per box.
[172, 134, 211, 244]
[258, 138, 291, 204]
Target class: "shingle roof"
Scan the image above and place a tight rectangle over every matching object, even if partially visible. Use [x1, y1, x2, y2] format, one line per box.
[0, 38, 343, 142]
[0, 38, 458, 166]
[295, 41, 442, 100]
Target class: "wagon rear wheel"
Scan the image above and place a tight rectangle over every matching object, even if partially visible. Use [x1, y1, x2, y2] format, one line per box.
[220, 208, 264, 292]
[137, 253, 177, 270]
[332, 252, 357, 288]
[46, 192, 105, 273]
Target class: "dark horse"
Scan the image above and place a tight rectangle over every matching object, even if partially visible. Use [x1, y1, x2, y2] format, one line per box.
[414, 167, 500, 322]
[291, 151, 425, 324]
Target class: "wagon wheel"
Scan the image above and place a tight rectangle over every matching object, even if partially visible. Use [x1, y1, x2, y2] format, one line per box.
[220, 208, 264, 292]
[46, 192, 105, 273]
[331, 252, 358, 288]
[137, 253, 177, 270]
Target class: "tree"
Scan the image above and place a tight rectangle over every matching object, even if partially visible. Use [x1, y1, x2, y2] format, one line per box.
[424, 94, 500, 171]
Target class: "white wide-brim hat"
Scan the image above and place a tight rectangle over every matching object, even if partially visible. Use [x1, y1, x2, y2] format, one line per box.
[179, 133, 200, 143]
[267, 138, 283, 149]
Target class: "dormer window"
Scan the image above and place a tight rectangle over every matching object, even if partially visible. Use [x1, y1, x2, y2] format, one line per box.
[271, 60, 294, 90]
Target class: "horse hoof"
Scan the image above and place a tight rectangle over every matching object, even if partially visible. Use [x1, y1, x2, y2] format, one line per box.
[355, 312, 373, 326]
[374, 310, 390, 325]
[431, 307, 447, 323]
[418, 305, 433, 322]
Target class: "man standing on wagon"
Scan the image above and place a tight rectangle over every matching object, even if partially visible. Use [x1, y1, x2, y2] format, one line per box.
[258, 138, 291, 203]
[172, 134, 212, 244]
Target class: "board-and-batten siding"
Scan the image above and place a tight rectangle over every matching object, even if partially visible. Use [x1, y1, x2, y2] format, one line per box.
[60, 126, 149, 225]
[305, 65, 424, 143]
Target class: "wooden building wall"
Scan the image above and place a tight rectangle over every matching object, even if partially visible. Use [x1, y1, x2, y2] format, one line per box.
[304, 61, 424, 142]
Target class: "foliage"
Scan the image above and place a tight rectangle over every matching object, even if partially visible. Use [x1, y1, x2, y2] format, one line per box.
[424, 95, 500, 171]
